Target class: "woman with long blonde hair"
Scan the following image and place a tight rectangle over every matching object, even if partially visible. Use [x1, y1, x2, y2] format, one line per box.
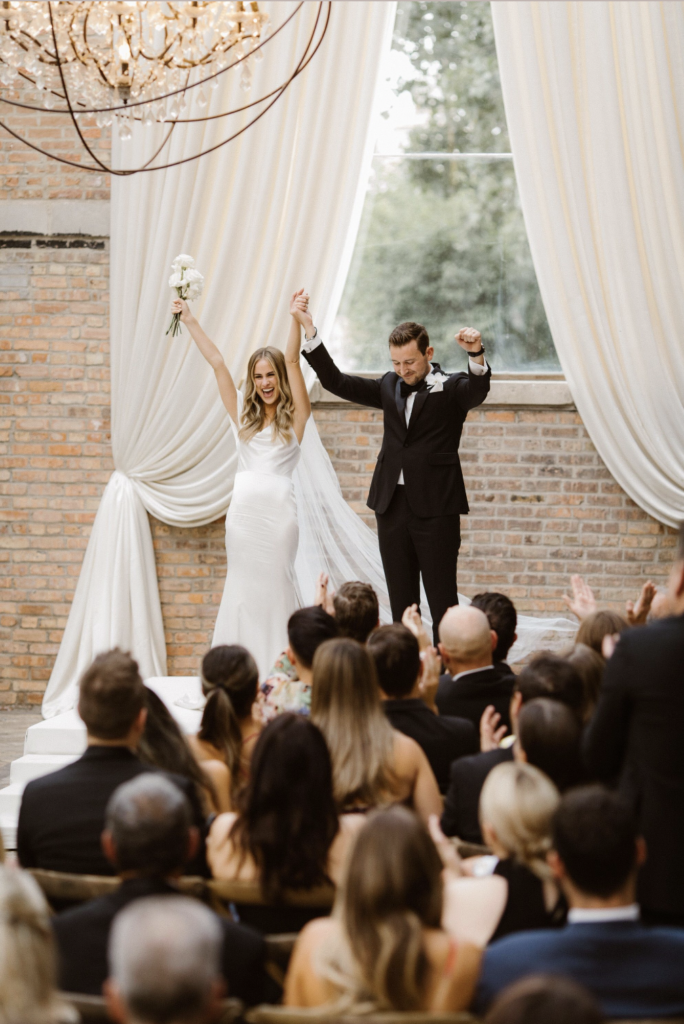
[173, 290, 312, 676]
[284, 806, 482, 1012]
[0, 866, 77, 1024]
[310, 637, 442, 822]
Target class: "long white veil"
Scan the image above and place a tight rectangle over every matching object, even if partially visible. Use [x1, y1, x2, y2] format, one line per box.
[293, 414, 578, 662]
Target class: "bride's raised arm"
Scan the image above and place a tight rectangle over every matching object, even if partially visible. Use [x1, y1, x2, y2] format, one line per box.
[286, 288, 312, 443]
[172, 297, 238, 424]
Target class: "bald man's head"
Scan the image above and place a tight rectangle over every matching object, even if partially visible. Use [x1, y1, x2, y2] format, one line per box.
[438, 605, 494, 670]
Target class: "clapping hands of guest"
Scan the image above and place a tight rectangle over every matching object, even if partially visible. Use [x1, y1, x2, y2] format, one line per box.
[480, 705, 508, 752]
[402, 603, 431, 652]
[419, 645, 442, 714]
[314, 571, 335, 616]
[563, 574, 597, 621]
[625, 580, 656, 625]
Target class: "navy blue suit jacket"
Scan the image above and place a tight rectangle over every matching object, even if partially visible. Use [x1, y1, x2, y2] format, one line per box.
[474, 920, 684, 1018]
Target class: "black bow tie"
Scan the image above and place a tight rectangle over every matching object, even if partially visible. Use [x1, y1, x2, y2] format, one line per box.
[400, 378, 428, 399]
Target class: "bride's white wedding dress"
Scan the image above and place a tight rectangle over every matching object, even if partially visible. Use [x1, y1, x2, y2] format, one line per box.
[212, 391, 301, 677]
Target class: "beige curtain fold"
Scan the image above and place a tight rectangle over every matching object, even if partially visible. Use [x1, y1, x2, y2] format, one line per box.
[491, 1, 684, 526]
[43, 1, 397, 717]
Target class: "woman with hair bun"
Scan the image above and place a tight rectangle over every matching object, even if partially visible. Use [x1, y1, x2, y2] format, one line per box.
[474, 761, 566, 941]
[188, 645, 262, 807]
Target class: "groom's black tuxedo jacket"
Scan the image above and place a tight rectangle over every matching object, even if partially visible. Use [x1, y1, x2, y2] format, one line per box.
[304, 342, 491, 517]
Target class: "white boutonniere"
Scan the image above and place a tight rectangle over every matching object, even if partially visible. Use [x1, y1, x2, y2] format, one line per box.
[425, 370, 449, 393]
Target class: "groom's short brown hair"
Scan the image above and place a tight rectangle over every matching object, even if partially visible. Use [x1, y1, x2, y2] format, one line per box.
[388, 321, 430, 354]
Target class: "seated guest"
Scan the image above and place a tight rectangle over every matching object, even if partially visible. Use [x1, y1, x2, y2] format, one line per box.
[442, 655, 583, 843]
[331, 579, 380, 641]
[471, 592, 518, 680]
[584, 522, 684, 926]
[515, 698, 583, 793]
[368, 624, 478, 792]
[285, 806, 482, 1012]
[53, 774, 274, 1006]
[565, 644, 604, 722]
[207, 714, 362, 931]
[474, 786, 684, 1018]
[189, 645, 261, 800]
[258, 606, 338, 722]
[18, 649, 202, 876]
[139, 687, 229, 814]
[311, 638, 442, 822]
[475, 762, 564, 941]
[576, 610, 629, 658]
[0, 866, 77, 1024]
[106, 897, 224, 1024]
[436, 606, 515, 731]
[484, 975, 605, 1024]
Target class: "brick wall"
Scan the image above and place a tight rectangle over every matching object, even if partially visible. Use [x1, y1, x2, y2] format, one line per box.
[313, 402, 677, 612]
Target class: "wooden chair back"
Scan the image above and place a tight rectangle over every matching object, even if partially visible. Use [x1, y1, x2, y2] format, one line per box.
[207, 878, 335, 909]
[246, 1009, 478, 1024]
[29, 869, 206, 908]
[61, 993, 243, 1024]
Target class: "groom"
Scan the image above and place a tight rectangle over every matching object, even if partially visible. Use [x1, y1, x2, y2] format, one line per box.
[299, 315, 490, 641]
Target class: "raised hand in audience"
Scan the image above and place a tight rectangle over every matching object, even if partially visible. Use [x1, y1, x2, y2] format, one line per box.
[418, 645, 442, 712]
[625, 579, 656, 625]
[563, 574, 597, 621]
[402, 602, 431, 652]
[314, 571, 335, 615]
[480, 705, 508, 752]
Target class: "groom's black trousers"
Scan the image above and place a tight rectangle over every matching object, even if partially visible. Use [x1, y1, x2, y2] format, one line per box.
[376, 485, 460, 645]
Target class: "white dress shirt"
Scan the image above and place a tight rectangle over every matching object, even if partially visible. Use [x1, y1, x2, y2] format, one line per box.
[301, 331, 489, 485]
[567, 904, 640, 924]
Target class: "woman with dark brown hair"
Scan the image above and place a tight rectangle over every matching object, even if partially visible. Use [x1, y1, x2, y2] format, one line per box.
[576, 610, 629, 659]
[310, 637, 442, 822]
[188, 645, 261, 807]
[285, 806, 481, 1012]
[566, 643, 605, 721]
[207, 714, 362, 932]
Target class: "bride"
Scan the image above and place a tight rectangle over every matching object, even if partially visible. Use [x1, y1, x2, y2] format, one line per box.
[172, 290, 313, 677]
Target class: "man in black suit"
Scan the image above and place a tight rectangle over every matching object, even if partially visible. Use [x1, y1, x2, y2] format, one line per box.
[17, 648, 204, 876]
[435, 605, 515, 731]
[300, 310, 490, 642]
[474, 786, 684, 1018]
[54, 774, 276, 1006]
[471, 591, 518, 681]
[584, 523, 684, 927]
[106, 896, 225, 1024]
[442, 654, 584, 842]
[368, 623, 478, 792]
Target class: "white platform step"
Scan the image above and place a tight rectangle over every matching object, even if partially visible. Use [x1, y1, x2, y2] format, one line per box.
[0, 676, 204, 850]
[10, 754, 78, 785]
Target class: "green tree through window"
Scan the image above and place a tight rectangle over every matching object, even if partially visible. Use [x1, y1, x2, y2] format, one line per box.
[331, 1, 559, 373]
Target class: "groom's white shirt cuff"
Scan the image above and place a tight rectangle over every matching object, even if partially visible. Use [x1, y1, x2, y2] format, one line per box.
[302, 330, 489, 375]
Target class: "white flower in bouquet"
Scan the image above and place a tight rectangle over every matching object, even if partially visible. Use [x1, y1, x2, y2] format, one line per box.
[172, 253, 195, 270]
[166, 255, 204, 337]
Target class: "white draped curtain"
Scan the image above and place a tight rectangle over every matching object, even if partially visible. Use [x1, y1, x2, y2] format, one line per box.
[491, 1, 684, 527]
[43, 1, 397, 718]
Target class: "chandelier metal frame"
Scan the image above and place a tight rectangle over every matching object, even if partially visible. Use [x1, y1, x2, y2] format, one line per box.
[0, 1, 331, 175]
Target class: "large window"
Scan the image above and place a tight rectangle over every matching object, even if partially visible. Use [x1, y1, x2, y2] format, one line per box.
[330, 1, 559, 373]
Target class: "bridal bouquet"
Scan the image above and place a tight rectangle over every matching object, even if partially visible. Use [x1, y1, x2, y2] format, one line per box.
[166, 253, 204, 336]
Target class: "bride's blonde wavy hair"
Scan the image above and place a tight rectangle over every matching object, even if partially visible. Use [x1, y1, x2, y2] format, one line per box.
[238, 347, 295, 444]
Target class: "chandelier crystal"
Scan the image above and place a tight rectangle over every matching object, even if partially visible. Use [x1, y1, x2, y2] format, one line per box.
[0, 1, 330, 173]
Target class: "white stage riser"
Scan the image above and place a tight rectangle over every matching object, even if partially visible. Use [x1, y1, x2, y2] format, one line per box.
[0, 677, 203, 850]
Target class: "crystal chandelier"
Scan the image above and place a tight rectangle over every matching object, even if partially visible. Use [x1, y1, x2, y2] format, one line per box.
[0, 1, 330, 174]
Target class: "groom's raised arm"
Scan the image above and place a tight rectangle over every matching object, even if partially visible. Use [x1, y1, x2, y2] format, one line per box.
[302, 334, 383, 410]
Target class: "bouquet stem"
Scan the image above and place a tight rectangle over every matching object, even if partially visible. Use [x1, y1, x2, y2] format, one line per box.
[166, 310, 182, 336]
